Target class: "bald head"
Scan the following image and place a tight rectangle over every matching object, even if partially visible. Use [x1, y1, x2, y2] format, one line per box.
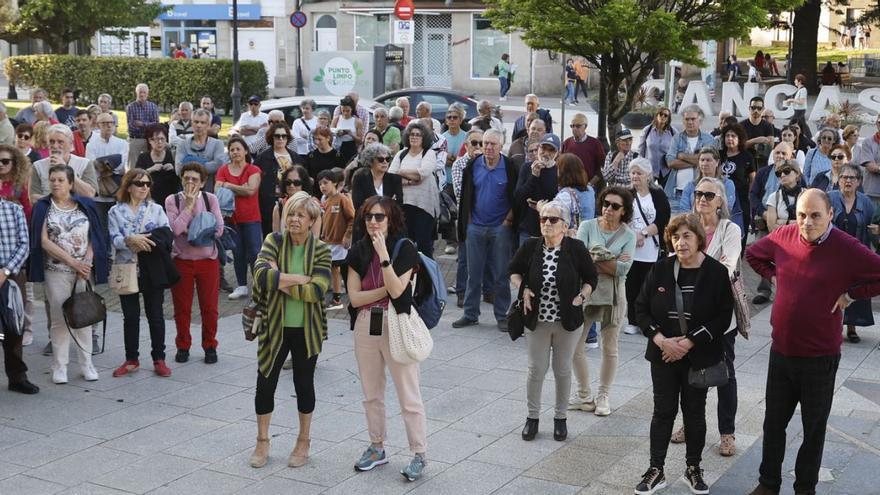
[796, 189, 833, 243]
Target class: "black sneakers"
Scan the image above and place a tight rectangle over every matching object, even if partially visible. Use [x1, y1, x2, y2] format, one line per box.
[635, 467, 666, 495]
[684, 465, 709, 494]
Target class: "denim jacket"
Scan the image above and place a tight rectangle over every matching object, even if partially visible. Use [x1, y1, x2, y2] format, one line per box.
[108, 201, 170, 264]
[829, 191, 875, 246]
[663, 130, 717, 199]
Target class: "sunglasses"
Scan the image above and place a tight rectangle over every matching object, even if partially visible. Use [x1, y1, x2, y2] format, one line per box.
[830, 154, 847, 160]
[694, 190, 717, 201]
[182, 176, 200, 183]
[0, 158, 13, 165]
[470, 140, 482, 147]
[820, 135, 836, 141]
[750, 106, 764, 111]
[374, 156, 390, 163]
[540, 216, 562, 225]
[658, 113, 670, 118]
[248, 102, 259, 106]
[775, 167, 795, 177]
[840, 175, 859, 182]
[409, 133, 423, 138]
[284, 179, 303, 187]
[131, 180, 152, 188]
[602, 200, 624, 211]
[273, 134, 289, 139]
[364, 213, 387, 223]
[17, 134, 31, 140]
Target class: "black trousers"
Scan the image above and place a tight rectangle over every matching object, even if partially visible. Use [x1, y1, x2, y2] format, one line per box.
[790, 109, 812, 139]
[575, 79, 589, 100]
[255, 327, 318, 415]
[1, 322, 27, 384]
[403, 204, 435, 259]
[759, 351, 840, 493]
[717, 331, 737, 435]
[649, 359, 708, 469]
[625, 260, 655, 324]
[119, 286, 166, 361]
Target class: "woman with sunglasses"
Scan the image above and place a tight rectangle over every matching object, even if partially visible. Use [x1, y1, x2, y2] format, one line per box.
[510, 200, 597, 442]
[351, 142, 403, 213]
[638, 107, 676, 184]
[254, 121, 295, 236]
[0, 144, 35, 347]
[810, 144, 850, 193]
[766, 160, 804, 233]
[680, 147, 741, 230]
[829, 164, 875, 344]
[108, 169, 173, 378]
[570, 186, 636, 417]
[345, 196, 428, 481]
[15, 123, 41, 164]
[803, 128, 838, 185]
[633, 213, 733, 495]
[135, 124, 179, 209]
[272, 166, 320, 235]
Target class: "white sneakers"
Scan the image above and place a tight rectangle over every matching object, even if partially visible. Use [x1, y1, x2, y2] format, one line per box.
[52, 367, 68, 384]
[228, 286, 250, 300]
[595, 393, 611, 416]
[82, 363, 99, 382]
[568, 393, 611, 416]
[22, 329, 33, 346]
[623, 324, 641, 335]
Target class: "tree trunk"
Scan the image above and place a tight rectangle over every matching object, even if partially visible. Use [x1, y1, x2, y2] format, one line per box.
[598, 59, 609, 151]
[790, 0, 821, 93]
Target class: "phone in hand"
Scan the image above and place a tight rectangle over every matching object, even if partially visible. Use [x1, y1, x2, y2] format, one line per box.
[369, 307, 383, 336]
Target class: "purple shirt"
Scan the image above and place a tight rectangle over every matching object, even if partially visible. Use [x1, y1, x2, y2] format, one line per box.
[126, 100, 160, 138]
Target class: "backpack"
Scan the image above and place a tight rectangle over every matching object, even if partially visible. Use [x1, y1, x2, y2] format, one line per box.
[391, 238, 447, 329]
[492, 64, 499, 76]
[174, 192, 217, 247]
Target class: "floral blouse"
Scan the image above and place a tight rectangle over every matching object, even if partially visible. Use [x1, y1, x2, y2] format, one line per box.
[108, 200, 169, 264]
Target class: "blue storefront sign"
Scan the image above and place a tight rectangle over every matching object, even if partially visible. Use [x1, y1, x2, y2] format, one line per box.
[158, 4, 262, 21]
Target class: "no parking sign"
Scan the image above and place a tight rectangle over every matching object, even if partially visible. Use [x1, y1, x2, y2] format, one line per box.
[393, 20, 413, 44]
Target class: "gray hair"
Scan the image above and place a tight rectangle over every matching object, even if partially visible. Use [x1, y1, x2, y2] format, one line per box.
[98, 93, 112, 103]
[389, 106, 404, 120]
[32, 88, 47, 98]
[416, 101, 431, 113]
[359, 142, 391, 168]
[192, 108, 211, 120]
[483, 128, 505, 145]
[316, 109, 331, 119]
[628, 157, 653, 175]
[395, 96, 409, 106]
[267, 109, 284, 120]
[178, 101, 193, 111]
[841, 163, 862, 181]
[48, 123, 73, 142]
[374, 107, 389, 118]
[540, 200, 571, 226]
[682, 104, 704, 119]
[478, 99, 492, 111]
[693, 177, 730, 219]
[300, 98, 316, 110]
[446, 103, 465, 118]
[34, 101, 53, 115]
[135, 83, 149, 93]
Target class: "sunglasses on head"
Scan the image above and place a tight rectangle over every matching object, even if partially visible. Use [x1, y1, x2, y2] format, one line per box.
[540, 216, 562, 225]
[284, 179, 303, 187]
[0, 158, 13, 165]
[775, 167, 795, 177]
[374, 156, 390, 163]
[17, 134, 31, 140]
[364, 213, 387, 223]
[131, 180, 151, 188]
[694, 190, 717, 201]
[470, 140, 482, 147]
[602, 200, 623, 211]
[830, 153, 847, 160]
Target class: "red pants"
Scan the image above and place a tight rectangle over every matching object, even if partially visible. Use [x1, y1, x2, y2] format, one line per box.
[171, 257, 220, 351]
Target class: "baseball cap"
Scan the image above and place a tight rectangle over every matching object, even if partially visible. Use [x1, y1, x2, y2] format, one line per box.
[539, 133, 561, 151]
[247, 95, 260, 103]
[615, 128, 633, 141]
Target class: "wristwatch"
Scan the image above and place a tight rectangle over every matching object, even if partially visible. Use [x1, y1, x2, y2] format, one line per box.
[380, 259, 391, 268]
[2, 268, 11, 277]
[641, 229, 649, 237]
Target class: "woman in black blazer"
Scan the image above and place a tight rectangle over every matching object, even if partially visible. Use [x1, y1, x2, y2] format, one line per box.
[351, 142, 403, 211]
[633, 213, 733, 495]
[254, 122, 298, 237]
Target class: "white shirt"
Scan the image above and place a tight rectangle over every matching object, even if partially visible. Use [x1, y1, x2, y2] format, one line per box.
[292, 116, 318, 155]
[630, 191, 659, 262]
[234, 111, 269, 146]
[86, 134, 129, 174]
[676, 136, 699, 190]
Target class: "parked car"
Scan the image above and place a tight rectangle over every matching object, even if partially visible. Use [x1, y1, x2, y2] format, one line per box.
[374, 88, 480, 123]
[260, 96, 384, 128]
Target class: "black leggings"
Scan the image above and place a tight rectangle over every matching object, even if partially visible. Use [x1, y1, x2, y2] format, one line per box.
[254, 327, 318, 415]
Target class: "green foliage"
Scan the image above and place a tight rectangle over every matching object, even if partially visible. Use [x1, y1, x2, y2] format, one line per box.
[4, 55, 268, 113]
[0, 0, 166, 53]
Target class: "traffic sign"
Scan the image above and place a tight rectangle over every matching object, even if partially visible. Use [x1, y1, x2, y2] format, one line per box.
[394, 0, 414, 20]
[393, 20, 414, 44]
[289, 10, 307, 29]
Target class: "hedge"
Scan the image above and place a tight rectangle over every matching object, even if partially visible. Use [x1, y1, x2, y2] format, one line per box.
[4, 55, 268, 114]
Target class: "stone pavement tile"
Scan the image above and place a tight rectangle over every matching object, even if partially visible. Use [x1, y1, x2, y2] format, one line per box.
[318, 375, 372, 407]
[612, 390, 654, 420]
[446, 343, 527, 372]
[577, 480, 633, 494]
[65, 401, 187, 440]
[429, 335, 498, 362]
[0, 460, 25, 480]
[189, 392, 254, 423]
[0, 431, 102, 468]
[94, 453, 205, 494]
[353, 415, 449, 450]
[453, 398, 531, 438]
[308, 408, 368, 442]
[407, 459, 520, 495]
[424, 386, 504, 423]
[0, 424, 42, 450]
[829, 385, 880, 416]
[204, 431, 301, 481]
[469, 432, 566, 469]
[829, 450, 880, 494]
[423, 427, 498, 464]
[312, 365, 357, 389]
[492, 475, 581, 495]
[321, 453, 452, 495]
[95, 375, 192, 404]
[526, 445, 619, 486]
[234, 475, 327, 494]
[844, 378, 880, 408]
[154, 381, 245, 409]
[0, 474, 66, 495]
[149, 469, 253, 495]
[25, 445, 140, 487]
[164, 421, 262, 463]
[462, 369, 527, 395]
[273, 438, 400, 487]
[58, 483, 135, 494]
[420, 363, 487, 391]
[570, 435, 645, 456]
[605, 361, 652, 390]
[207, 368, 260, 389]
[1, 395, 127, 435]
[579, 413, 651, 438]
[102, 413, 229, 456]
[165, 356, 254, 385]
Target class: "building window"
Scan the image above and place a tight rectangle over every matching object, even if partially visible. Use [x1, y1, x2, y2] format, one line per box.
[162, 20, 217, 58]
[355, 14, 390, 51]
[315, 15, 338, 52]
[471, 15, 509, 79]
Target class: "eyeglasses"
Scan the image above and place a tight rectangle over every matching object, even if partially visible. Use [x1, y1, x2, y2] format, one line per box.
[98, 121, 114, 126]
[658, 113, 670, 118]
[469, 140, 482, 147]
[694, 190, 717, 201]
[446, 115, 460, 120]
[840, 175, 859, 182]
[284, 179, 303, 187]
[374, 156, 390, 163]
[182, 176, 201, 183]
[775, 167, 795, 177]
[820, 135, 836, 142]
[602, 200, 624, 211]
[570, 124, 585, 128]
[364, 213, 387, 223]
[16, 134, 31, 140]
[0, 158, 13, 166]
[750, 106, 764, 111]
[540, 216, 562, 224]
[131, 180, 152, 188]
[830, 154, 847, 160]
[409, 133, 422, 138]
[273, 133, 289, 140]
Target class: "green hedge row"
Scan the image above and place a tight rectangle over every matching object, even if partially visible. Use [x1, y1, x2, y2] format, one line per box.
[4, 55, 268, 113]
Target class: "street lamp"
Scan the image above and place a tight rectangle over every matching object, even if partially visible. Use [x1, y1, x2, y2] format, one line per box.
[231, 0, 242, 121]
[295, 0, 304, 96]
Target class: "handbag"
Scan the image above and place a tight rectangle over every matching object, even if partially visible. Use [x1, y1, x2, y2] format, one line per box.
[387, 303, 434, 364]
[242, 300, 264, 341]
[672, 260, 729, 389]
[506, 297, 525, 341]
[730, 270, 751, 339]
[109, 263, 138, 295]
[62, 280, 107, 354]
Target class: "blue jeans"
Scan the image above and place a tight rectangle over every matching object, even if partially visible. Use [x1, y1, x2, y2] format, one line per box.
[464, 224, 513, 322]
[499, 77, 510, 97]
[565, 82, 575, 103]
[231, 221, 263, 287]
[456, 239, 494, 296]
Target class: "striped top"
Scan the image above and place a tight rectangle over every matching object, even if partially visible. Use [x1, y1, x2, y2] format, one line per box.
[253, 232, 331, 378]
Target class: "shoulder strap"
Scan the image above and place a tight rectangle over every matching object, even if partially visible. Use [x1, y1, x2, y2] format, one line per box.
[391, 237, 409, 262]
[605, 225, 626, 248]
[673, 260, 688, 336]
[202, 191, 210, 210]
[174, 193, 180, 210]
[299, 117, 311, 132]
[633, 193, 659, 247]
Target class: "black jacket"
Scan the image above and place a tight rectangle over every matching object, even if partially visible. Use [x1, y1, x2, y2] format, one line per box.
[635, 255, 733, 369]
[457, 153, 519, 242]
[138, 227, 180, 290]
[351, 168, 404, 212]
[254, 148, 296, 235]
[514, 161, 558, 236]
[508, 236, 598, 331]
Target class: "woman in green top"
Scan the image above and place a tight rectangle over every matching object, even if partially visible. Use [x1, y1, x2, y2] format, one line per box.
[498, 53, 511, 100]
[570, 186, 636, 417]
[249, 191, 331, 470]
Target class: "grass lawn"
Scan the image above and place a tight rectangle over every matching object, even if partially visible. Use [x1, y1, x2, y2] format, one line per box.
[737, 44, 880, 64]
[3, 100, 236, 140]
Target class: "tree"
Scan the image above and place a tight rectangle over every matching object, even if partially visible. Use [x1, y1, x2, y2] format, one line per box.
[789, 0, 822, 92]
[0, 0, 166, 54]
[486, 0, 804, 141]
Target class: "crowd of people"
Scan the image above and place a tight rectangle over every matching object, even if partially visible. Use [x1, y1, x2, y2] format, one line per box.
[1, 82, 880, 493]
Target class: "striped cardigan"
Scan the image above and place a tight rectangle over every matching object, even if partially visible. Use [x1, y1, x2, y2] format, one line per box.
[253, 232, 331, 378]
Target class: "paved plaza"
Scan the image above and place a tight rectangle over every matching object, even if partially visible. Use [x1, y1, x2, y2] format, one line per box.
[1, 281, 880, 494]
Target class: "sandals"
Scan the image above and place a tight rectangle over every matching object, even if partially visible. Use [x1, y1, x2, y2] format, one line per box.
[250, 437, 270, 468]
[288, 436, 310, 468]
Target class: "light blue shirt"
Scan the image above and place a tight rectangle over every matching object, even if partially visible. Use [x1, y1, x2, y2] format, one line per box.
[663, 130, 717, 199]
[108, 200, 170, 264]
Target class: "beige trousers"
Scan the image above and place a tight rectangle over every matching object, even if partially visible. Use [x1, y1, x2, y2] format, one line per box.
[44, 271, 93, 371]
[354, 309, 427, 454]
[572, 303, 624, 398]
